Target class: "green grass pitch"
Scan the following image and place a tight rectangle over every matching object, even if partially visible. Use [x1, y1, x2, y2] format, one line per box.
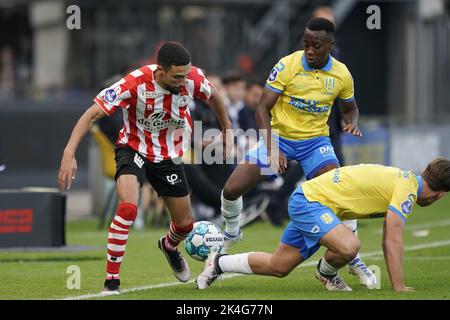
[1, 196, 449, 300]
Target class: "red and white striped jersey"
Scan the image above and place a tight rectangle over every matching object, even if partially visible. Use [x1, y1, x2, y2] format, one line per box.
[94, 64, 211, 162]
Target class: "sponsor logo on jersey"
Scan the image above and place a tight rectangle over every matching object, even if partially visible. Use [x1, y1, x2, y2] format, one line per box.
[140, 91, 159, 99]
[137, 112, 186, 132]
[288, 97, 330, 114]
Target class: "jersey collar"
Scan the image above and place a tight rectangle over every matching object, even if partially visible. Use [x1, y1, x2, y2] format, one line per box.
[301, 54, 333, 72]
[416, 175, 423, 197]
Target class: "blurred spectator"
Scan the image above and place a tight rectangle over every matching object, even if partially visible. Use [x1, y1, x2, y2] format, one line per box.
[241, 82, 263, 131]
[222, 71, 247, 130]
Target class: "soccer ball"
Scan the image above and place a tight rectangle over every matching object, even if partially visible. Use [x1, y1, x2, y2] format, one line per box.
[184, 221, 224, 261]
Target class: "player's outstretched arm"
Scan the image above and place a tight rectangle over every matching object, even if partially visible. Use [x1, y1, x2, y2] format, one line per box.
[58, 103, 106, 191]
[339, 100, 362, 137]
[382, 210, 414, 292]
[255, 87, 287, 173]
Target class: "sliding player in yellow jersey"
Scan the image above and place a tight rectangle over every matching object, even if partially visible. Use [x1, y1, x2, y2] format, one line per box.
[197, 158, 450, 292]
[220, 17, 375, 287]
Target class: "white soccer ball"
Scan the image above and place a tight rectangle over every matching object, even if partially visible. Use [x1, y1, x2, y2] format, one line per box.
[184, 221, 224, 261]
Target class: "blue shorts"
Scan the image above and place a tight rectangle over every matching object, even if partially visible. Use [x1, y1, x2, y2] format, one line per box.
[281, 187, 341, 260]
[244, 135, 339, 179]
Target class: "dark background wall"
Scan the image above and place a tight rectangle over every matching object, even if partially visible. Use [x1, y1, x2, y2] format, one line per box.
[337, 1, 391, 116]
[0, 101, 91, 189]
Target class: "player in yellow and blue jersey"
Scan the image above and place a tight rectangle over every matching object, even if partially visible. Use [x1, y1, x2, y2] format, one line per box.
[219, 17, 375, 286]
[197, 158, 450, 292]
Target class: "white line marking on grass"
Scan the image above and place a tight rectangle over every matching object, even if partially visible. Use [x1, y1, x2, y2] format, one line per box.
[367, 256, 450, 261]
[374, 219, 450, 234]
[62, 239, 450, 300]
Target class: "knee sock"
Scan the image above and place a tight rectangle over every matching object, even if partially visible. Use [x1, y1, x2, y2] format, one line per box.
[106, 202, 137, 279]
[164, 220, 194, 251]
[221, 191, 243, 237]
[218, 253, 253, 274]
[319, 258, 339, 277]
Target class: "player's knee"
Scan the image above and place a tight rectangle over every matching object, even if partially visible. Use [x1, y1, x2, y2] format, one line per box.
[222, 183, 241, 201]
[341, 240, 360, 262]
[271, 265, 291, 278]
[269, 259, 292, 278]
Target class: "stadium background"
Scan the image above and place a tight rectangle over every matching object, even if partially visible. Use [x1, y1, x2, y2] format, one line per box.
[0, 0, 449, 300]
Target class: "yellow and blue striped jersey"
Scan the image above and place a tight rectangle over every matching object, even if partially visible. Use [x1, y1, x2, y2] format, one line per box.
[266, 50, 354, 140]
[301, 164, 423, 222]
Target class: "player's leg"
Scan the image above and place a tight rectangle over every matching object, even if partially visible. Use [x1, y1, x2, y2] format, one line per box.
[342, 219, 378, 287]
[288, 185, 354, 291]
[299, 137, 375, 288]
[102, 148, 146, 294]
[157, 194, 193, 282]
[316, 223, 359, 291]
[221, 135, 286, 251]
[196, 240, 305, 289]
[312, 151, 377, 287]
[149, 161, 193, 282]
[221, 162, 267, 251]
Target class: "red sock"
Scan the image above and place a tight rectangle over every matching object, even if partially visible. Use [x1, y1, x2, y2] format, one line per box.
[165, 220, 194, 250]
[106, 202, 137, 278]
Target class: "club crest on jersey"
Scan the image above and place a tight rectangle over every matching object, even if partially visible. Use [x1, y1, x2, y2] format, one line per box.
[324, 77, 336, 92]
[178, 95, 189, 107]
[104, 88, 117, 103]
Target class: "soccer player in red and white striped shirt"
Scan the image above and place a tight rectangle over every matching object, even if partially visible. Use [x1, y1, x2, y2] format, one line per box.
[58, 42, 232, 294]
